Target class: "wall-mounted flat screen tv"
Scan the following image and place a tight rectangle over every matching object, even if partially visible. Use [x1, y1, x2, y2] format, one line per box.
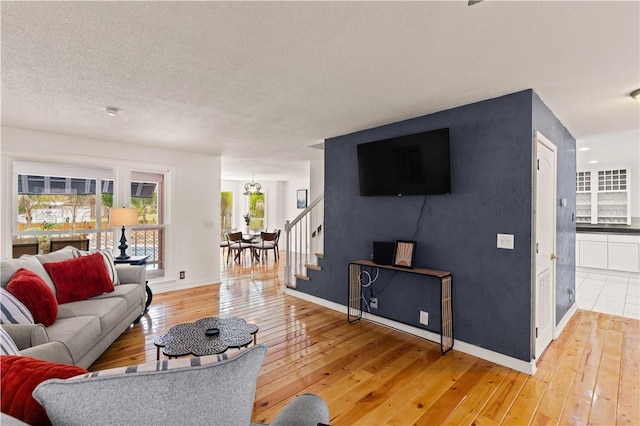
[357, 127, 451, 196]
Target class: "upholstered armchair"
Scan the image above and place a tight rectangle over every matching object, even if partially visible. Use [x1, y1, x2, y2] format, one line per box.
[30, 344, 328, 426]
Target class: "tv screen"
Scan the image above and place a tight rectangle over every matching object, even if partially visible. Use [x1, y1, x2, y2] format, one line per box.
[357, 128, 451, 196]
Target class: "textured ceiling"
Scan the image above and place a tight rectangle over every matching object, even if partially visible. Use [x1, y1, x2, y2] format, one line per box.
[2, 1, 639, 181]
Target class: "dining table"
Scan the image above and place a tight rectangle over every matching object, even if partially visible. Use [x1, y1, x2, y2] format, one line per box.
[242, 233, 260, 243]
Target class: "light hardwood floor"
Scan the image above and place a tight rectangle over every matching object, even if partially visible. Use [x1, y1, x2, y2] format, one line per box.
[91, 255, 640, 425]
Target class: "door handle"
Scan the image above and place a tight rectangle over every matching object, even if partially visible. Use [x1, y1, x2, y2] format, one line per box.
[550, 254, 559, 261]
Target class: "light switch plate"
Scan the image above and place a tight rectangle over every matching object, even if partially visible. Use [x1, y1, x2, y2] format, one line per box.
[497, 233, 514, 249]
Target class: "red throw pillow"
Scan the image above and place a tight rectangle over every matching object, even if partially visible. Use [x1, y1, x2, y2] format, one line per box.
[6, 269, 58, 327]
[43, 252, 115, 304]
[0, 355, 88, 426]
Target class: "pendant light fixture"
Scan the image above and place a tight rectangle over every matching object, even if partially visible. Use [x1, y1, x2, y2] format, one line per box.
[243, 174, 263, 195]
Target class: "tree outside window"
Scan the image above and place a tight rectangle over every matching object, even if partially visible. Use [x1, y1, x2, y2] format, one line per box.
[247, 193, 265, 232]
[16, 178, 101, 232]
[221, 192, 233, 237]
[15, 175, 110, 253]
[131, 191, 158, 225]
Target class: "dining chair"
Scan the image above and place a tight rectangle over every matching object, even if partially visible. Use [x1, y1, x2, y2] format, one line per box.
[220, 232, 231, 258]
[250, 231, 278, 263]
[227, 231, 252, 264]
[273, 229, 281, 256]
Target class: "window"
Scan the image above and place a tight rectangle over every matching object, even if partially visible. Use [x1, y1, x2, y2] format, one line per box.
[14, 167, 167, 281]
[15, 173, 113, 253]
[130, 172, 165, 279]
[247, 193, 265, 232]
[221, 191, 233, 237]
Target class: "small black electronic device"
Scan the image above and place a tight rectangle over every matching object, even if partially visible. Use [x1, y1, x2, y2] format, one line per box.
[205, 328, 220, 337]
[372, 241, 395, 265]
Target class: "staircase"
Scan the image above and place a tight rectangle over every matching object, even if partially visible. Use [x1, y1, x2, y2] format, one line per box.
[284, 193, 324, 287]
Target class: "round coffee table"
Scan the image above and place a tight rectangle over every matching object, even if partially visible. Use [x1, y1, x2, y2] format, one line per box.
[153, 317, 259, 359]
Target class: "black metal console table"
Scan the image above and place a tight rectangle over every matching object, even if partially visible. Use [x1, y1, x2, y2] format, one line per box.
[348, 260, 453, 354]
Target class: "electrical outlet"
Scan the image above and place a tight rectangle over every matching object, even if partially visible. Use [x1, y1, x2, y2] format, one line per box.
[179, 271, 185, 280]
[569, 288, 575, 303]
[420, 310, 429, 325]
[370, 297, 378, 309]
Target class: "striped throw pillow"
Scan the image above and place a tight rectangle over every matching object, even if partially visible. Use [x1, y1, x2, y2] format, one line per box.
[99, 250, 120, 286]
[0, 327, 20, 355]
[0, 287, 34, 324]
[72, 352, 234, 380]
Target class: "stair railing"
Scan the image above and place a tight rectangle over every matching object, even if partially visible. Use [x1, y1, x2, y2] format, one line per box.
[284, 192, 324, 286]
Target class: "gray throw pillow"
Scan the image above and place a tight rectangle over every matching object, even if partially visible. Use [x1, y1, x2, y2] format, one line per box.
[35, 247, 76, 265]
[0, 255, 56, 294]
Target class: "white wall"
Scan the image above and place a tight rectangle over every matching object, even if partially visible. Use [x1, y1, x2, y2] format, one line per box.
[285, 179, 309, 223]
[1, 126, 221, 293]
[577, 129, 640, 218]
[310, 158, 324, 200]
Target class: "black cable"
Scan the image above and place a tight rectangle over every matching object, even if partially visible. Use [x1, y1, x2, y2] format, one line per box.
[411, 195, 428, 241]
[373, 271, 400, 297]
[373, 196, 427, 298]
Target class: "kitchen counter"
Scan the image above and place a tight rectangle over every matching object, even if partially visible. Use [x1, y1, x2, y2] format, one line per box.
[576, 232, 640, 273]
[577, 225, 640, 235]
[577, 218, 640, 235]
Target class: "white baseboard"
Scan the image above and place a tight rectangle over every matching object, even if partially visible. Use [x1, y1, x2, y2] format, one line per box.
[284, 288, 536, 375]
[149, 279, 220, 294]
[577, 266, 640, 278]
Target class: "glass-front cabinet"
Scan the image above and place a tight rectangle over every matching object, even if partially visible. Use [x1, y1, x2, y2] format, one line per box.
[576, 168, 631, 225]
[576, 171, 592, 224]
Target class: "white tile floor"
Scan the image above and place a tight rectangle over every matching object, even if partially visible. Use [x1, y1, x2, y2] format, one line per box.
[576, 270, 640, 319]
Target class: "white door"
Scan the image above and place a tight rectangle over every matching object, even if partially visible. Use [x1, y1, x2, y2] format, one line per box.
[534, 132, 557, 360]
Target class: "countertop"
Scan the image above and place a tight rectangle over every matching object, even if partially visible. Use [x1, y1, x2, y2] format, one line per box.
[577, 218, 640, 235]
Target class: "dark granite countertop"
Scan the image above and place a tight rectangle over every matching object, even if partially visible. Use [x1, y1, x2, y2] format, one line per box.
[576, 224, 640, 235]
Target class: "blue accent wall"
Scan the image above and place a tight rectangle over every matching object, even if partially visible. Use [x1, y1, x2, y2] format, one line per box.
[296, 90, 576, 362]
[532, 92, 577, 325]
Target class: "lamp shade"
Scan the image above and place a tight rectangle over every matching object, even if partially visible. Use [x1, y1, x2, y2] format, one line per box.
[109, 208, 138, 226]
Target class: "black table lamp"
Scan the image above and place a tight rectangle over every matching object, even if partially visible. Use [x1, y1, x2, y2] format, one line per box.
[109, 208, 138, 260]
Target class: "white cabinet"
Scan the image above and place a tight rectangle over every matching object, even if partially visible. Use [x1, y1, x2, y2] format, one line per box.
[607, 235, 640, 273]
[576, 168, 631, 225]
[577, 234, 608, 269]
[576, 171, 592, 224]
[596, 169, 630, 225]
[577, 233, 640, 272]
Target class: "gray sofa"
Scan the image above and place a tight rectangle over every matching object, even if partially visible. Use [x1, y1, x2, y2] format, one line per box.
[33, 344, 329, 426]
[1, 249, 146, 369]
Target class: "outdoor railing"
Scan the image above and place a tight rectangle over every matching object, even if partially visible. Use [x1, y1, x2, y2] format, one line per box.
[13, 225, 165, 270]
[130, 226, 164, 269]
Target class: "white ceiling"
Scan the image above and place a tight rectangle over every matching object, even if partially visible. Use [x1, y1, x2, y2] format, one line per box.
[2, 1, 639, 182]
